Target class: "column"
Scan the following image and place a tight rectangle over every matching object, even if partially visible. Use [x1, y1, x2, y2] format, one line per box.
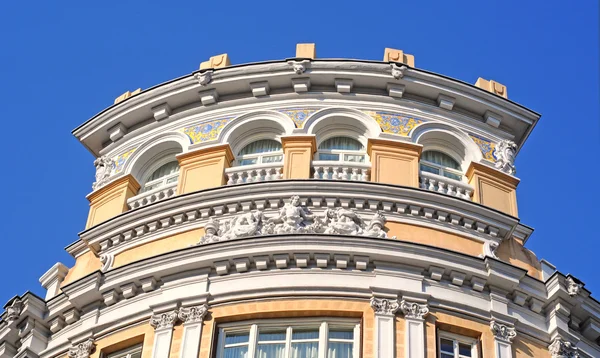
[400, 300, 429, 358]
[490, 321, 516, 358]
[281, 135, 316, 179]
[150, 310, 179, 358]
[466, 162, 519, 217]
[86, 174, 140, 228]
[370, 296, 400, 358]
[367, 138, 422, 187]
[176, 144, 234, 194]
[178, 305, 208, 358]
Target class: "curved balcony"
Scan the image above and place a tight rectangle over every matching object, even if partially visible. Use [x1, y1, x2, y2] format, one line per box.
[225, 163, 283, 185]
[126, 181, 177, 210]
[419, 171, 474, 200]
[312, 161, 370, 181]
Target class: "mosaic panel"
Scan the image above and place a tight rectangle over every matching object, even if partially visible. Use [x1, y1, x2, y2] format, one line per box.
[113, 148, 136, 173]
[181, 116, 236, 144]
[277, 108, 319, 128]
[364, 111, 425, 136]
[469, 134, 496, 162]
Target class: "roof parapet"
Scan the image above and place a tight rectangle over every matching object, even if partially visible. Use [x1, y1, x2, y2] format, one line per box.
[114, 88, 141, 104]
[296, 43, 316, 59]
[383, 48, 415, 67]
[475, 77, 508, 99]
[199, 53, 231, 70]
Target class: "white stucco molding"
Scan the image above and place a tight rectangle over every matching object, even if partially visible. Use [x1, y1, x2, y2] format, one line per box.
[411, 121, 483, 167]
[39, 263, 69, 301]
[304, 107, 382, 140]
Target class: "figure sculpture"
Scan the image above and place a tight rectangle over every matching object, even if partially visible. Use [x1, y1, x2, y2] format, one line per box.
[493, 140, 517, 175]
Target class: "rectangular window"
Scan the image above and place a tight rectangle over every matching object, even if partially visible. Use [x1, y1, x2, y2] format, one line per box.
[438, 331, 478, 358]
[105, 344, 142, 358]
[216, 318, 360, 358]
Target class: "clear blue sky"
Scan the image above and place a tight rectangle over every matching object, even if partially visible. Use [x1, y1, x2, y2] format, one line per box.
[0, 1, 598, 305]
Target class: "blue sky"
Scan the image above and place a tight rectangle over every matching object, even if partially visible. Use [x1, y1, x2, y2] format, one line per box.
[0, 1, 598, 305]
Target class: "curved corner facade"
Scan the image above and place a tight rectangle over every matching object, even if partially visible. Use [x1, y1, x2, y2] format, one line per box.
[1, 44, 597, 358]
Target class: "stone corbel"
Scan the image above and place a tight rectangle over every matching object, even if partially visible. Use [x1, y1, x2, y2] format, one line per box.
[194, 70, 213, 86]
[68, 338, 95, 358]
[287, 59, 311, 74]
[390, 63, 408, 79]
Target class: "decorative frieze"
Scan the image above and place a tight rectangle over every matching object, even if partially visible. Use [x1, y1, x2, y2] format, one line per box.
[400, 300, 429, 320]
[548, 337, 578, 358]
[370, 297, 400, 316]
[490, 321, 517, 343]
[150, 310, 179, 330]
[178, 305, 208, 324]
[68, 338, 95, 358]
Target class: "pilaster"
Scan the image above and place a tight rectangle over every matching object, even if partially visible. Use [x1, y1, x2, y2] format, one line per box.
[86, 175, 140, 229]
[281, 135, 317, 179]
[176, 144, 234, 194]
[177, 304, 208, 358]
[466, 162, 519, 217]
[367, 138, 422, 187]
[400, 299, 429, 358]
[490, 321, 516, 358]
[149, 310, 179, 358]
[370, 296, 400, 358]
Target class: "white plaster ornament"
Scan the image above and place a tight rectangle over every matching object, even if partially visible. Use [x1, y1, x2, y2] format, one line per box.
[391, 63, 408, 79]
[195, 70, 213, 86]
[549, 338, 578, 358]
[150, 310, 179, 330]
[566, 277, 583, 297]
[178, 304, 208, 324]
[490, 321, 517, 343]
[92, 156, 114, 190]
[400, 300, 429, 320]
[493, 140, 517, 175]
[370, 297, 400, 315]
[5, 298, 23, 322]
[68, 338, 95, 358]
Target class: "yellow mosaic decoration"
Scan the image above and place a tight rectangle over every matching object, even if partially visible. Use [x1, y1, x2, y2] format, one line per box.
[277, 108, 319, 128]
[469, 134, 497, 162]
[182, 116, 236, 144]
[364, 111, 424, 136]
[113, 148, 136, 173]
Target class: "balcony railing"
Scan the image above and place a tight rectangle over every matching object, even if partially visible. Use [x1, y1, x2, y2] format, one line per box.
[312, 161, 371, 181]
[419, 171, 473, 200]
[225, 163, 283, 185]
[127, 181, 178, 210]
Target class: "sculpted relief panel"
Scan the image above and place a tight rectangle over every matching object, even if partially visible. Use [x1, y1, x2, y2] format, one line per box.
[198, 195, 396, 245]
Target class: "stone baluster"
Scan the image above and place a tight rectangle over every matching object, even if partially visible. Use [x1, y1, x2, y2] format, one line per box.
[437, 181, 446, 194]
[226, 173, 235, 185]
[313, 166, 322, 179]
[351, 168, 359, 181]
[341, 167, 350, 180]
[446, 184, 455, 197]
[428, 179, 436, 191]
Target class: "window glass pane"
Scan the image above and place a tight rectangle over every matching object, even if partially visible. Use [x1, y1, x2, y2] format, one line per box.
[441, 354, 454, 358]
[238, 140, 282, 155]
[166, 176, 178, 184]
[292, 329, 319, 340]
[422, 151, 460, 170]
[443, 171, 462, 181]
[224, 346, 248, 358]
[329, 329, 353, 340]
[440, 338, 454, 353]
[130, 353, 142, 358]
[256, 344, 285, 358]
[420, 163, 440, 175]
[327, 342, 352, 358]
[459, 343, 472, 356]
[343, 154, 365, 163]
[240, 158, 258, 166]
[143, 182, 161, 192]
[318, 137, 364, 151]
[149, 161, 180, 182]
[290, 342, 319, 358]
[318, 153, 340, 161]
[258, 331, 286, 341]
[262, 154, 283, 163]
[225, 332, 250, 345]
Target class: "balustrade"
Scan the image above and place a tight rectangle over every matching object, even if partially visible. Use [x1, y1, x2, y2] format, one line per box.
[225, 163, 283, 185]
[127, 181, 178, 210]
[419, 171, 473, 200]
[312, 161, 370, 181]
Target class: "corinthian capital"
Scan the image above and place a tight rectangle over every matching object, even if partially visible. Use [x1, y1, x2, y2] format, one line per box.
[370, 297, 400, 315]
[400, 300, 429, 320]
[549, 338, 578, 358]
[68, 338, 95, 358]
[490, 321, 517, 343]
[178, 304, 208, 324]
[150, 310, 179, 330]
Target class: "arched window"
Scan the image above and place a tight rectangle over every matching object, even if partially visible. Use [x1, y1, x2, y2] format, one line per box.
[317, 136, 365, 163]
[142, 160, 180, 192]
[420, 150, 462, 181]
[237, 139, 283, 166]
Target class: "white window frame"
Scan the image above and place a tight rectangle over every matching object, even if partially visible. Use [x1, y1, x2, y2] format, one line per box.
[141, 157, 180, 193]
[216, 317, 360, 358]
[316, 136, 368, 164]
[235, 140, 283, 167]
[419, 151, 464, 181]
[104, 344, 143, 358]
[437, 331, 479, 358]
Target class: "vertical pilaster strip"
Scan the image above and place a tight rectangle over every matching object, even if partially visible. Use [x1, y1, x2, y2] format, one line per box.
[400, 300, 429, 358]
[490, 321, 516, 358]
[150, 310, 179, 358]
[370, 297, 400, 358]
[178, 305, 208, 358]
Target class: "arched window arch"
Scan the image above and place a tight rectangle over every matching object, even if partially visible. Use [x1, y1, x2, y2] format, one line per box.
[317, 136, 366, 163]
[142, 158, 180, 192]
[420, 150, 462, 181]
[236, 139, 283, 166]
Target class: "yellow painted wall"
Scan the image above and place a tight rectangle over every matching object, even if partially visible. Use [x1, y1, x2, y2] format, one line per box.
[61, 250, 101, 287]
[467, 162, 519, 217]
[91, 323, 155, 358]
[170, 324, 185, 358]
[367, 138, 422, 187]
[113, 228, 205, 268]
[497, 238, 542, 280]
[282, 136, 316, 179]
[387, 222, 483, 257]
[513, 335, 551, 358]
[176, 145, 234, 194]
[395, 315, 406, 358]
[86, 175, 140, 229]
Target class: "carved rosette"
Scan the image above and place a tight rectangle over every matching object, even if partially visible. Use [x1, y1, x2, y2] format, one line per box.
[400, 300, 429, 320]
[370, 297, 400, 315]
[549, 338, 578, 358]
[68, 338, 95, 358]
[178, 304, 208, 324]
[566, 277, 582, 297]
[490, 321, 517, 343]
[5, 298, 23, 322]
[150, 310, 179, 330]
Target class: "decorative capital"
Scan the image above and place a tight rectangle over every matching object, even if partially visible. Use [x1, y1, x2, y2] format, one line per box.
[5, 298, 23, 323]
[178, 304, 208, 324]
[68, 338, 95, 358]
[490, 321, 517, 343]
[195, 70, 213, 86]
[150, 310, 179, 330]
[370, 297, 400, 315]
[391, 63, 408, 79]
[400, 300, 429, 320]
[549, 337, 578, 358]
[566, 277, 582, 297]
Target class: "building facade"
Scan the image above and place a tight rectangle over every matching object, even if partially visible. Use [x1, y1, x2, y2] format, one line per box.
[1, 44, 598, 358]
